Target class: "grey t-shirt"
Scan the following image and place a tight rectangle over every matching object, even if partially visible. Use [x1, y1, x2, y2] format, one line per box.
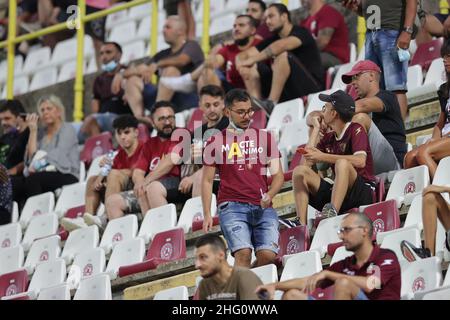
[198, 267, 263, 300]
[362, 0, 405, 31]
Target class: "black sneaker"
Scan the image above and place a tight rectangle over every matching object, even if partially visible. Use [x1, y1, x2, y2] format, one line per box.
[279, 217, 302, 229]
[400, 240, 431, 262]
[445, 230, 450, 252]
[321, 203, 338, 219]
[252, 97, 275, 116]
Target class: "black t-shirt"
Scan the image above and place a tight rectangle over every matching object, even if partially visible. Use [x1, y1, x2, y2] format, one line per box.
[93, 71, 132, 115]
[256, 25, 324, 86]
[438, 83, 450, 125]
[373, 90, 407, 165]
[192, 116, 230, 144]
[0, 128, 29, 171]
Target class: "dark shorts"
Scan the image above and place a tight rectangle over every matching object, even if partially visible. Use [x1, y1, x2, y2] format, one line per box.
[435, 13, 449, 24]
[257, 54, 323, 103]
[143, 83, 199, 112]
[57, 5, 106, 41]
[309, 176, 375, 213]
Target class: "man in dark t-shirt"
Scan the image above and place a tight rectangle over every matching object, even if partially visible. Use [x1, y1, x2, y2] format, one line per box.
[256, 212, 401, 300]
[237, 3, 324, 114]
[292, 90, 375, 225]
[78, 42, 132, 144]
[246, 0, 274, 40]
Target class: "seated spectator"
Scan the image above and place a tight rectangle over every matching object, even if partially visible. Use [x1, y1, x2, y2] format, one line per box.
[237, 3, 324, 114]
[246, 0, 273, 41]
[195, 234, 263, 300]
[105, 101, 188, 220]
[163, 0, 196, 40]
[0, 99, 30, 176]
[201, 89, 284, 268]
[78, 42, 132, 143]
[300, 0, 350, 69]
[12, 95, 79, 208]
[256, 212, 401, 300]
[342, 60, 406, 173]
[160, 15, 262, 94]
[121, 16, 204, 116]
[0, 164, 12, 225]
[61, 115, 144, 231]
[292, 90, 375, 225]
[401, 185, 450, 261]
[404, 44, 450, 179]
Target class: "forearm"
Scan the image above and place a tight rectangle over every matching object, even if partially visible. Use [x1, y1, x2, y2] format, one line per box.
[91, 100, 100, 114]
[431, 125, 442, 139]
[132, 170, 146, 184]
[323, 271, 373, 293]
[26, 130, 38, 161]
[268, 171, 284, 199]
[308, 127, 321, 148]
[7, 162, 24, 176]
[274, 277, 307, 292]
[404, 0, 417, 28]
[144, 163, 174, 184]
[320, 153, 366, 168]
[201, 178, 213, 217]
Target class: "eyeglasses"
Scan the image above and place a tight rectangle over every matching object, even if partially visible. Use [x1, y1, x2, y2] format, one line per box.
[337, 226, 365, 235]
[156, 115, 175, 122]
[230, 108, 255, 118]
[443, 54, 450, 60]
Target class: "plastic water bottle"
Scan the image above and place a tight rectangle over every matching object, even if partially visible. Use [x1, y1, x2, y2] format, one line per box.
[100, 150, 114, 177]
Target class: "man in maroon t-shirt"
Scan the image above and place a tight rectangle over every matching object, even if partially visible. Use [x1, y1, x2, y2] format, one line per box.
[256, 212, 401, 300]
[202, 89, 284, 268]
[300, 0, 350, 69]
[105, 101, 187, 218]
[292, 90, 375, 225]
[246, 0, 274, 41]
[61, 115, 143, 231]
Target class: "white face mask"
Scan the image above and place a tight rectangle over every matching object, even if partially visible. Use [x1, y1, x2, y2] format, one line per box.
[101, 60, 118, 73]
[228, 117, 248, 134]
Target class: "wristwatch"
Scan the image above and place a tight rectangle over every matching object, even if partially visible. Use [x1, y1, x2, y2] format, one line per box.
[403, 26, 414, 35]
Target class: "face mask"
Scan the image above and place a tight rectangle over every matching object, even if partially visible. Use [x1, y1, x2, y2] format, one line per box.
[101, 60, 118, 73]
[397, 48, 411, 63]
[228, 118, 247, 134]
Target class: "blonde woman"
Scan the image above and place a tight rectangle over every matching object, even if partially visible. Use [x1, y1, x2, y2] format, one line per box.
[12, 95, 79, 206]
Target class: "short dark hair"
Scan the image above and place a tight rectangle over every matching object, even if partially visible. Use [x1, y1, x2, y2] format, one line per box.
[336, 108, 354, 123]
[112, 114, 139, 132]
[249, 0, 267, 12]
[236, 14, 259, 29]
[150, 100, 176, 116]
[199, 85, 225, 99]
[344, 212, 374, 238]
[103, 41, 122, 54]
[0, 99, 26, 117]
[195, 234, 227, 254]
[268, 3, 291, 22]
[224, 88, 252, 108]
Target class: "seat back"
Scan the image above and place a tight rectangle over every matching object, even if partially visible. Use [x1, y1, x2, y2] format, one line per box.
[280, 251, 322, 281]
[64, 205, 86, 219]
[28, 259, 66, 295]
[100, 215, 138, 253]
[363, 200, 400, 240]
[138, 204, 177, 244]
[385, 165, 430, 206]
[21, 213, 59, 251]
[309, 214, 348, 257]
[331, 62, 357, 90]
[330, 246, 354, 265]
[37, 283, 71, 300]
[121, 40, 146, 64]
[146, 228, 186, 262]
[278, 120, 309, 153]
[177, 195, 217, 233]
[54, 183, 87, 218]
[411, 39, 443, 70]
[379, 228, 421, 263]
[23, 47, 51, 73]
[267, 98, 304, 131]
[109, 21, 137, 46]
[61, 225, 100, 264]
[401, 257, 442, 298]
[305, 89, 337, 117]
[29, 67, 58, 91]
[0, 246, 24, 275]
[154, 285, 189, 300]
[187, 108, 204, 133]
[72, 247, 106, 279]
[24, 235, 61, 274]
[249, 110, 267, 129]
[0, 223, 22, 249]
[105, 238, 145, 278]
[433, 156, 450, 186]
[74, 274, 112, 300]
[276, 225, 310, 262]
[424, 57, 446, 86]
[0, 269, 28, 298]
[20, 192, 55, 229]
[80, 132, 113, 165]
[407, 65, 423, 90]
[423, 287, 450, 300]
[250, 264, 278, 285]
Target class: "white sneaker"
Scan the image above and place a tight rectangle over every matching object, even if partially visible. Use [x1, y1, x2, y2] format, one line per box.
[60, 217, 88, 232]
[160, 74, 196, 93]
[83, 213, 106, 231]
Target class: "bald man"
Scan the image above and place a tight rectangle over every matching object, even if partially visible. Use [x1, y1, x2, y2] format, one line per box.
[117, 15, 204, 116]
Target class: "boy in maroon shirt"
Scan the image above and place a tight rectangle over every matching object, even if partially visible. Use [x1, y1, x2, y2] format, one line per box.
[61, 115, 143, 231]
[201, 89, 284, 268]
[256, 212, 401, 300]
[292, 90, 375, 225]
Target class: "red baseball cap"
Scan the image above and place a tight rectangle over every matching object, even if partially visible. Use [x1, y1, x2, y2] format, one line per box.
[341, 60, 382, 84]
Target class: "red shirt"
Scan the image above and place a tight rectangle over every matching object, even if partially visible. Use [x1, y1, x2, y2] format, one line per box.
[317, 122, 375, 183]
[203, 128, 280, 206]
[135, 136, 180, 178]
[321, 246, 401, 300]
[112, 141, 144, 170]
[217, 38, 262, 89]
[300, 4, 350, 64]
[256, 22, 273, 40]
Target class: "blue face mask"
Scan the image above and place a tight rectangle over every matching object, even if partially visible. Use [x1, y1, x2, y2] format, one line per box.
[101, 60, 118, 73]
[398, 48, 411, 63]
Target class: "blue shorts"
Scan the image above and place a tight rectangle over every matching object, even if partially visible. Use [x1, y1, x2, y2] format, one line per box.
[308, 289, 369, 300]
[365, 30, 408, 92]
[217, 201, 279, 255]
[143, 83, 199, 112]
[92, 112, 119, 132]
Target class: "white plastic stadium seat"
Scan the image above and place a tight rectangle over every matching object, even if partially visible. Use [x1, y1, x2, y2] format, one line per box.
[0, 55, 23, 83]
[305, 89, 337, 117]
[278, 120, 309, 154]
[154, 285, 189, 300]
[385, 165, 430, 208]
[108, 21, 137, 45]
[330, 246, 354, 265]
[11, 202, 19, 223]
[433, 156, 450, 186]
[267, 98, 305, 133]
[407, 65, 423, 91]
[138, 203, 177, 244]
[415, 134, 432, 147]
[54, 182, 87, 218]
[37, 283, 71, 300]
[251, 264, 278, 285]
[331, 62, 357, 90]
[22, 46, 51, 73]
[73, 274, 112, 300]
[61, 225, 100, 265]
[0, 223, 22, 249]
[2, 76, 29, 96]
[128, 2, 152, 20]
[24, 235, 61, 275]
[210, 14, 236, 36]
[309, 214, 348, 258]
[424, 58, 446, 86]
[72, 247, 106, 279]
[379, 227, 421, 265]
[105, 237, 145, 280]
[0, 245, 24, 276]
[29, 67, 58, 91]
[121, 40, 146, 64]
[50, 35, 95, 65]
[100, 215, 138, 255]
[57, 61, 78, 82]
[177, 195, 217, 234]
[423, 286, 450, 300]
[349, 43, 357, 63]
[21, 213, 59, 252]
[280, 251, 322, 282]
[401, 257, 442, 300]
[105, 3, 129, 31]
[19, 192, 55, 230]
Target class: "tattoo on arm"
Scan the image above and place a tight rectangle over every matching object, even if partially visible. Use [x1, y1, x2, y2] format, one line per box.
[318, 27, 335, 39]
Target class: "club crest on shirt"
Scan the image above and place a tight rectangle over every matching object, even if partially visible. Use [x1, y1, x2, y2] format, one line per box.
[149, 157, 161, 171]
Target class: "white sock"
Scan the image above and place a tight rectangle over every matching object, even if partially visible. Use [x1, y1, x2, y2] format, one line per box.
[160, 73, 196, 93]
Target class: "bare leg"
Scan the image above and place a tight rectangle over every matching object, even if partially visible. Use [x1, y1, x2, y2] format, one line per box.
[38, 0, 54, 26]
[197, 65, 222, 91]
[254, 250, 276, 267]
[331, 159, 358, 212]
[145, 181, 168, 211]
[104, 170, 129, 201]
[423, 191, 450, 255]
[124, 76, 145, 118]
[416, 138, 450, 179]
[177, 0, 195, 40]
[105, 193, 127, 220]
[404, 148, 420, 169]
[85, 175, 102, 215]
[233, 248, 252, 268]
[333, 278, 363, 300]
[93, 38, 104, 70]
[157, 66, 181, 102]
[395, 92, 408, 121]
[292, 165, 322, 225]
[239, 64, 263, 99]
[268, 52, 291, 103]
